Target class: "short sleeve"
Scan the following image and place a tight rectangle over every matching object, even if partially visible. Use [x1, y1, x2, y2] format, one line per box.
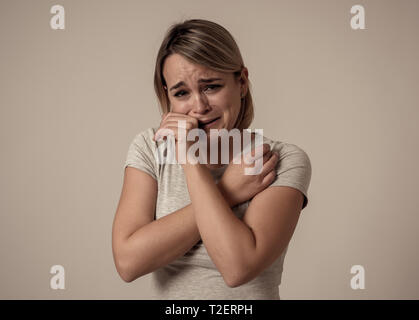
[124, 128, 158, 181]
[268, 141, 312, 210]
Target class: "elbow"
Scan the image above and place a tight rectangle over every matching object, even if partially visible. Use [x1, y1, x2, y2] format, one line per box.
[120, 274, 134, 283]
[119, 270, 135, 283]
[115, 256, 153, 283]
[223, 264, 259, 288]
[225, 278, 242, 289]
[113, 241, 143, 283]
[115, 259, 136, 283]
[113, 247, 134, 282]
[113, 245, 151, 282]
[114, 253, 145, 283]
[223, 269, 250, 289]
[224, 274, 246, 288]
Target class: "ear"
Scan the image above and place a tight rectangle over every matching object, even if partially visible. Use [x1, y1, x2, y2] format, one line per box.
[239, 67, 249, 97]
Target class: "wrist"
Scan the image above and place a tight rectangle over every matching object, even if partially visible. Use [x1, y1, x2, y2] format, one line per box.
[182, 164, 237, 207]
[216, 180, 236, 208]
[181, 161, 204, 171]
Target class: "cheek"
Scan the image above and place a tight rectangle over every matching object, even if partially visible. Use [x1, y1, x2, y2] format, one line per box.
[225, 99, 241, 122]
[214, 93, 240, 126]
[169, 100, 188, 114]
[217, 92, 236, 113]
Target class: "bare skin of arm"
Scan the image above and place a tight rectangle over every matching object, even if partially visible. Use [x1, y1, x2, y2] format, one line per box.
[111, 145, 275, 283]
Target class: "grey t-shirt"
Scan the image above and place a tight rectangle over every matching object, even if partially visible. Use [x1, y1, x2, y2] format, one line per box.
[123, 127, 312, 299]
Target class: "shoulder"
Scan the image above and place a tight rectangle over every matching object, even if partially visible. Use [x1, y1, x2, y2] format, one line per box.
[258, 132, 312, 209]
[126, 127, 163, 158]
[124, 127, 160, 180]
[270, 139, 311, 171]
[129, 127, 158, 147]
[252, 131, 311, 166]
[260, 133, 311, 170]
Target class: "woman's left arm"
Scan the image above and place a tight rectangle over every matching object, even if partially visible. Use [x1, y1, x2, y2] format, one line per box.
[183, 163, 304, 288]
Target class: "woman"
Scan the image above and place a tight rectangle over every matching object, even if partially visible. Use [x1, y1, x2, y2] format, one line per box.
[112, 19, 311, 300]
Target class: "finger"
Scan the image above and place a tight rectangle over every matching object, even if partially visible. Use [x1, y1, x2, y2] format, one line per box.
[164, 119, 193, 128]
[262, 150, 272, 163]
[155, 114, 199, 141]
[168, 112, 197, 121]
[154, 126, 176, 141]
[154, 126, 167, 141]
[256, 151, 278, 177]
[161, 112, 171, 123]
[154, 114, 170, 141]
[254, 143, 271, 158]
[262, 143, 271, 155]
[261, 169, 277, 186]
[263, 151, 279, 174]
[158, 121, 196, 138]
[163, 112, 191, 121]
[163, 115, 198, 130]
[243, 143, 270, 163]
[154, 113, 183, 140]
[160, 112, 177, 128]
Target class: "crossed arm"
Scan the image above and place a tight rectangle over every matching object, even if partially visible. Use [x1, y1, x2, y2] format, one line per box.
[182, 163, 304, 287]
[112, 163, 304, 287]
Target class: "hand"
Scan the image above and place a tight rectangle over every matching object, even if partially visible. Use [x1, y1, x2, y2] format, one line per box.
[153, 112, 199, 164]
[217, 143, 279, 207]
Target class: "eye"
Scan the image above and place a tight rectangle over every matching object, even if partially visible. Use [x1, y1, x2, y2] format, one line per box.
[205, 84, 221, 92]
[173, 85, 222, 98]
[174, 90, 187, 97]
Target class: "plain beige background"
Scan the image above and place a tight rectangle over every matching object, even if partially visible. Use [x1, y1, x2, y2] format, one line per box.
[1, 0, 418, 299]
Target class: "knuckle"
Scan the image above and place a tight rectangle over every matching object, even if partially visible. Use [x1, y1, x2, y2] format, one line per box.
[269, 171, 276, 182]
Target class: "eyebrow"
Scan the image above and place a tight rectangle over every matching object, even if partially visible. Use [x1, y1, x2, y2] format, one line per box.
[169, 78, 223, 92]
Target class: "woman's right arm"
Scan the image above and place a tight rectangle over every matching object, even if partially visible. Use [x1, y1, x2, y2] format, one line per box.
[112, 166, 204, 282]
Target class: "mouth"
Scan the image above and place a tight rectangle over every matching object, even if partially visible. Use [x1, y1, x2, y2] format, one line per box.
[198, 117, 221, 129]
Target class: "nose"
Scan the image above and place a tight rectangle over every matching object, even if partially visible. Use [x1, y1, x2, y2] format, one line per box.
[190, 93, 211, 115]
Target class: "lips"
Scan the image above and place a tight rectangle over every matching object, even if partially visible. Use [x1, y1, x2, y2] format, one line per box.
[198, 117, 221, 128]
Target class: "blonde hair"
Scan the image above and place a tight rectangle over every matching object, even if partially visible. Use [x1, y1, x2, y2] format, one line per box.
[153, 19, 254, 130]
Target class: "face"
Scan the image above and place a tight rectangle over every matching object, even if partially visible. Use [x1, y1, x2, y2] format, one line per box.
[162, 53, 248, 132]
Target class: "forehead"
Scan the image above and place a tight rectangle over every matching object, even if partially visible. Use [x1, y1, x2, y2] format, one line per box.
[163, 54, 226, 84]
